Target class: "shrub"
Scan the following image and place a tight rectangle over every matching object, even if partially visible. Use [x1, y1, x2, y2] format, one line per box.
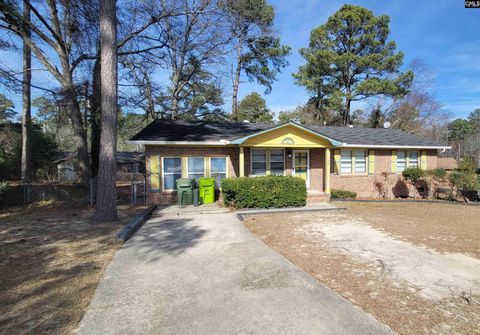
[449, 171, 479, 191]
[221, 176, 307, 208]
[427, 168, 447, 179]
[402, 167, 426, 183]
[330, 189, 357, 199]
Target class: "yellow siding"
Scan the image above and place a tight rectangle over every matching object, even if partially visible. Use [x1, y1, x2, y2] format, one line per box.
[333, 149, 341, 174]
[149, 155, 161, 191]
[239, 147, 245, 177]
[421, 150, 427, 169]
[368, 150, 375, 174]
[243, 124, 330, 147]
[181, 157, 188, 178]
[391, 150, 397, 172]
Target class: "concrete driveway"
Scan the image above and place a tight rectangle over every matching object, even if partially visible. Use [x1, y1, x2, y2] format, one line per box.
[76, 210, 394, 335]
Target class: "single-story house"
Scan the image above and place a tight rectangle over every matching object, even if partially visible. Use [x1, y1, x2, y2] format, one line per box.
[128, 120, 450, 204]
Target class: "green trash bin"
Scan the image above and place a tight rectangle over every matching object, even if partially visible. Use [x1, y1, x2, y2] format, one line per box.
[198, 177, 215, 204]
[176, 178, 194, 205]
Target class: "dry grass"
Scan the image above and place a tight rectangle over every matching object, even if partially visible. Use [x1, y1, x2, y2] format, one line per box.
[244, 202, 480, 335]
[0, 203, 147, 335]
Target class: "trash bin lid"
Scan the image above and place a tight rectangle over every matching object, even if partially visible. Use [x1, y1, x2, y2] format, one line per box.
[176, 178, 194, 188]
[198, 177, 215, 187]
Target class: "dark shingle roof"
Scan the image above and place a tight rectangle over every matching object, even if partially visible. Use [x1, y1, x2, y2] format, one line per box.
[130, 119, 272, 142]
[130, 120, 445, 147]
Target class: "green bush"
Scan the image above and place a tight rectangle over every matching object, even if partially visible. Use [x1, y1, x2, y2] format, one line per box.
[427, 168, 447, 179]
[449, 171, 479, 191]
[330, 189, 357, 199]
[402, 167, 426, 183]
[221, 176, 307, 208]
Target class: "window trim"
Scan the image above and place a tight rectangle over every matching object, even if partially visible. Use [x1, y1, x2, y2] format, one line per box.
[339, 149, 368, 175]
[209, 156, 229, 188]
[250, 148, 286, 176]
[161, 157, 182, 191]
[395, 150, 420, 173]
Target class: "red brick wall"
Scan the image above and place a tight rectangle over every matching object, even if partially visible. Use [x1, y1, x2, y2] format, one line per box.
[330, 149, 439, 198]
[310, 148, 324, 191]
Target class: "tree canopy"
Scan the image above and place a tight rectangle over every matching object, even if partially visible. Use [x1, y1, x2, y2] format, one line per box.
[236, 92, 272, 123]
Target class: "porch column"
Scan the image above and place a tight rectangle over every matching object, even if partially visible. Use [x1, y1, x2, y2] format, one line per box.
[239, 147, 245, 177]
[324, 147, 331, 193]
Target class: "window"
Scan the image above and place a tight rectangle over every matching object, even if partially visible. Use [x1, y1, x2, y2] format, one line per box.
[354, 150, 367, 174]
[396, 151, 406, 173]
[270, 149, 284, 175]
[188, 157, 204, 182]
[340, 150, 352, 174]
[408, 151, 419, 168]
[251, 149, 267, 176]
[163, 158, 181, 190]
[211, 157, 227, 187]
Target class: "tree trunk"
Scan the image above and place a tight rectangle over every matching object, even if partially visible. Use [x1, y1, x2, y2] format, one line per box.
[21, 0, 31, 182]
[345, 96, 351, 126]
[231, 42, 243, 121]
[90, 55, 101, 178]
[94, 0, 118, 222]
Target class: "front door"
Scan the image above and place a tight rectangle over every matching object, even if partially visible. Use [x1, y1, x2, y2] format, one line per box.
[293, 150, 309, 188]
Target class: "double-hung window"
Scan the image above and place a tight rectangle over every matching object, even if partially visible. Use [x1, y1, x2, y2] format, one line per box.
[251, 149, 267, 176]
[211, 157, 227, 187]
[163, 158, 181, 190]
[408, 151, 419, 168]
[188, 157, 204, 182]
[396, 151, 407, 173]
[354, 150, 367, 174]
[269, 149, 284, 175]
[340, 150, 352, 174]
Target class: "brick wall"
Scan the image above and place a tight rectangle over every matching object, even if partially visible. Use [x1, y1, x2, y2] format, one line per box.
[330, 149, 439, 198]
[310, 148, 324, 191]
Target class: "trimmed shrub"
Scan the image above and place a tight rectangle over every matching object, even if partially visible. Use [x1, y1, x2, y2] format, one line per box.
[402, 167, 426, 183]
[331, 189, 357, 199]
[221, 176, 307, 208]
[427, 168, 447, 179]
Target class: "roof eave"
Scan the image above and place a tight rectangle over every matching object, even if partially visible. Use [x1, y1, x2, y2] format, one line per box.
[126, 140, 230, 146]
[340, 144, 452, 150]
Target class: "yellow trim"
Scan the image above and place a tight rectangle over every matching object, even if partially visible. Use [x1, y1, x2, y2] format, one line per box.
[181, 157, 188, 178]
[421, 150, 427, 169]
[391, 150, 397, 172]
[243, 124, 330, 148]
[266, 150, 271, 175]
[325, 148, 331, 193]
[205, 157, 210, 177]
[333, 149, 341, 174]
[239, 147, 245, 177]
[148, 155, 161, 191]
[368, 150, 375, 174]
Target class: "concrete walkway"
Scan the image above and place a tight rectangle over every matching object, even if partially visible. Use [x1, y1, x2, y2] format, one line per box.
[76, 211, 394, 335]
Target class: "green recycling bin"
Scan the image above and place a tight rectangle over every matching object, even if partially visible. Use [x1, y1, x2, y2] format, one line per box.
[176, 178, 195, 205]
[198, 177, 215, 204]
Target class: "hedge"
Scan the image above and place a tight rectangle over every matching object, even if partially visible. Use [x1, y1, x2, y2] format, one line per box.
[330, 189, 357, 199]
[221, 176, 307, 208]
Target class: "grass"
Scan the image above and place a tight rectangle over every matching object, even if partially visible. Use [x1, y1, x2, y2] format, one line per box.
[244, 202, 480, 335]
[0, 202, 147, 334]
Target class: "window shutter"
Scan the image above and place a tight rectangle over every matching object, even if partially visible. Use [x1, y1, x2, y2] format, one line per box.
[368, 150, 375, 174]
[391, 150, 397, 173]
[333, 149, 341, 174]
[421, 150, 427, 169]
[149, 155, 161, 192]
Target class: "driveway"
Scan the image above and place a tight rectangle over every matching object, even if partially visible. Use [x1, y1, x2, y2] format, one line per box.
[76, 210, 393, 335]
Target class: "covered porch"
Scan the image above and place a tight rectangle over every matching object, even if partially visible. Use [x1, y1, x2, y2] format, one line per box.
[231, 122, 337, 197]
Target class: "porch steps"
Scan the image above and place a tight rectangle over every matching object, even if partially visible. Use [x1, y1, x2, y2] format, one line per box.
[307, 190, 330, 203]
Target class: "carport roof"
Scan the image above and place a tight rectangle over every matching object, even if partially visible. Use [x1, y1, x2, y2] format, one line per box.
[129, 120, 450, 149]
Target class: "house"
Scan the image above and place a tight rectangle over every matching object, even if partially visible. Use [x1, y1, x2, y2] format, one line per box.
[129, 120, 450, 204]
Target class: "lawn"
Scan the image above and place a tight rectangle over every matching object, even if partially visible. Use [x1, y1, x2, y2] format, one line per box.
[244, 202, 480, 335]
[0, 203, 147, 334]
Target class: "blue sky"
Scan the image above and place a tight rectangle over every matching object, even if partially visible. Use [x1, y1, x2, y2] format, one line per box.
[238, 0, 480, 119]
[1, 1, 478, 120]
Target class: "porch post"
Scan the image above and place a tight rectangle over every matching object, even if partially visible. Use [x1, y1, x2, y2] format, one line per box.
[239, 146, 245, 177]
[324, 148, 331, 193]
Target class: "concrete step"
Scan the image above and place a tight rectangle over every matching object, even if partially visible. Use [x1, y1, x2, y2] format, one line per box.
[307, 191, 330, 203]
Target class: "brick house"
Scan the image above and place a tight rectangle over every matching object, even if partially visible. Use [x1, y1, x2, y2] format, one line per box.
[129, 120, 450, 204]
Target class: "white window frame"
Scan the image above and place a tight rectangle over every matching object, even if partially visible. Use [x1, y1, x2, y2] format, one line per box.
[210, 157, 228, 188]
[250, 149, 267, 176]
[162, 157, 182, 191]
[354, 150, 367, 174]
[340, 150, 353, 174]
[187, 157, 205, 181]
[408, 151, 419, 168]
[269, 148, 285, 176]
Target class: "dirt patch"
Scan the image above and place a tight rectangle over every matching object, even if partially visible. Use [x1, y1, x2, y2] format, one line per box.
[0, 203, 146, 335]
[244, 203, 480, 335]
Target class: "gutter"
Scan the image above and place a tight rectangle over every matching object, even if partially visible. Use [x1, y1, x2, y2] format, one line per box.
[127, 140, 230, 146]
